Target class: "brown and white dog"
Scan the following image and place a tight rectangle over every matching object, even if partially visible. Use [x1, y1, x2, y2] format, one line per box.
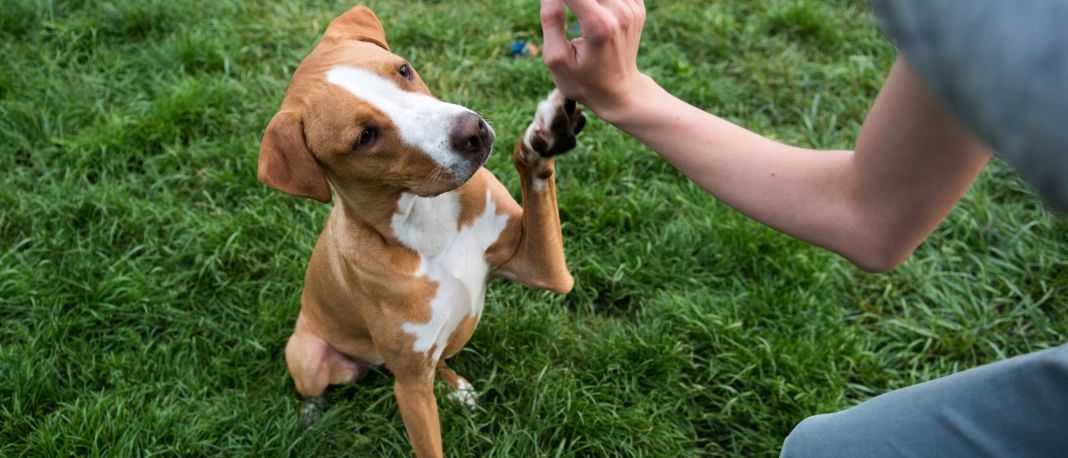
[257, 5, 584, 457]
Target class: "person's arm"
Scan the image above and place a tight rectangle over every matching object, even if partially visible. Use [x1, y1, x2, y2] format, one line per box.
[541, 0, 992, 272]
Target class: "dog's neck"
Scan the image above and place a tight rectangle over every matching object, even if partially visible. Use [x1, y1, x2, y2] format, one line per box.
[333, 184, 458, 256]
[394, 192, 463, 255]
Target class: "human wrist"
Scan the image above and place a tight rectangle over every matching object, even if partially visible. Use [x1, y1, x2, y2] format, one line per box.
[589, 74, 662, 128]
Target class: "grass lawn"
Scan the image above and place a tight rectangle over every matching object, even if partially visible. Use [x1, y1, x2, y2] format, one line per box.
[2, 0, 1066, 456]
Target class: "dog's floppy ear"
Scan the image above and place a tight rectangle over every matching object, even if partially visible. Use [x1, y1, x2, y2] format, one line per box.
[324, 6, 389, 51]
[258, 111, 332, 203]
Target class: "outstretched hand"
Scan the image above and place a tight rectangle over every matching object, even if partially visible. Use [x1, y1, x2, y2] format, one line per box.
[540, 0, 650, 122]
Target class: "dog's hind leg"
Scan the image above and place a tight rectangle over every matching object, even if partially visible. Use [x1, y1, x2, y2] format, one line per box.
[285, 313, 368, 398]
[285, 312, 368, 425]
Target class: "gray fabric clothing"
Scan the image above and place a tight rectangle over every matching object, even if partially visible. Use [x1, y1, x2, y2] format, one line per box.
[871, 0, 1068, 212]
[781, 344, 1068, 457]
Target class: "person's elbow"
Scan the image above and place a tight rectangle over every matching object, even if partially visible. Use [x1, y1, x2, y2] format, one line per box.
[852, 250, 908, 274]
[846, 233, 918, 274]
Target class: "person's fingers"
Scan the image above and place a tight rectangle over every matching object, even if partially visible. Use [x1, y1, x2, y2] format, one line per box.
[627, 0, 645, 21]
[600, 0, 624, 14]
[600, 0, 635, 29]
[541, 0, 570, 68]
[562, 0, 604, 18]
[566, 0, 617, 41]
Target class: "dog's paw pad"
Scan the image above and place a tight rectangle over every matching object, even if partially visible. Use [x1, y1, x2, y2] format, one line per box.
[446, 377, 478, 411]
[523, 89, 586, 159]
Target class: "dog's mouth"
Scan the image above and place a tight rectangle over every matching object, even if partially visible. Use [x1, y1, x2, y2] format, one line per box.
[449, 147, 493, 185]
[469, 138, 494, 167]
[412, 150, 492, 198]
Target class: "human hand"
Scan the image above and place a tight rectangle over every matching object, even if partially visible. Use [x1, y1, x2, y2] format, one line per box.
[540, 0, 651, 123]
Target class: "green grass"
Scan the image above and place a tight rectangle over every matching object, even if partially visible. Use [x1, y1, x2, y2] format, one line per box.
[2, 0, 1065, 456]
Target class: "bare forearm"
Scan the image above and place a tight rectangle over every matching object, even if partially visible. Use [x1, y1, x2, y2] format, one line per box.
[605, 77, 867, 266]
[601, 60, 991, 271]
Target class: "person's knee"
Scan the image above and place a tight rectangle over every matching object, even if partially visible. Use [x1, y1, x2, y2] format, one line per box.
[781, 409, 880, 458]
[1033, 344, 1068, 375]
[781, 414, 837, 458]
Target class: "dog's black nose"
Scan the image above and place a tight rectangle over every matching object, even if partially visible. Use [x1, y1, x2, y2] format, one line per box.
[450, 113, 493, 158]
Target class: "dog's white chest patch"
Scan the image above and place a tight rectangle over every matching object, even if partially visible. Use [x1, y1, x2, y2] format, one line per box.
[393, 190, 508, 360]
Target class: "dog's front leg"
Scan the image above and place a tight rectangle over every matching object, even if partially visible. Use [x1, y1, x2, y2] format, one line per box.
[394, 372, 442, 458]
[496, 90, 586, 292]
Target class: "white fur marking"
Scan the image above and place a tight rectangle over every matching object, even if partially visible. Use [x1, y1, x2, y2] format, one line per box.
[395, 190, 509, 360]
[523, 90, 565, 193]
[522, 89, 567, 183]
[446, 377, 477, 408]
[325, 66, 494, 179]
[529, 90, 563, 136]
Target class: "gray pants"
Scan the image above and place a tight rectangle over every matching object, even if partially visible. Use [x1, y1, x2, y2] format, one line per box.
[780, 344, 1068, 457]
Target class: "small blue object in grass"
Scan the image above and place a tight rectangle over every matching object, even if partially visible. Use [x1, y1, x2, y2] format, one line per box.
[568, 23, 581, 38]
[509, 40, 540, 59]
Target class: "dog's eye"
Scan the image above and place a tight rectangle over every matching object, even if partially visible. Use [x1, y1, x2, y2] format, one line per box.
[398, 64, 412, 81]
[354, 128, 377, 149]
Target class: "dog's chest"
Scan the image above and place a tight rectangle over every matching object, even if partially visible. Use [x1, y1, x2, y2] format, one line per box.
[391, 190, 508, 360]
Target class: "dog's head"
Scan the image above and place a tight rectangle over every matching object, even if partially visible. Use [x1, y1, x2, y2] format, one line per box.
[258, 6, 495, 203]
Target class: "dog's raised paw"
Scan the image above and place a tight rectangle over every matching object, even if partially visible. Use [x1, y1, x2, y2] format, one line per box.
[522, 89, 586, 161]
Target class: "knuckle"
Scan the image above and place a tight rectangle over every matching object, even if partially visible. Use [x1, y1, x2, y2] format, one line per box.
[603, 17, 621, 34]
[626, 2, 646, 24]
[635, 0, 646, 16]
[542, 47, 563, 62]
[543, 53, 566, 69]
[539, 11, 560, 25]
[584, 17, 611, 38]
